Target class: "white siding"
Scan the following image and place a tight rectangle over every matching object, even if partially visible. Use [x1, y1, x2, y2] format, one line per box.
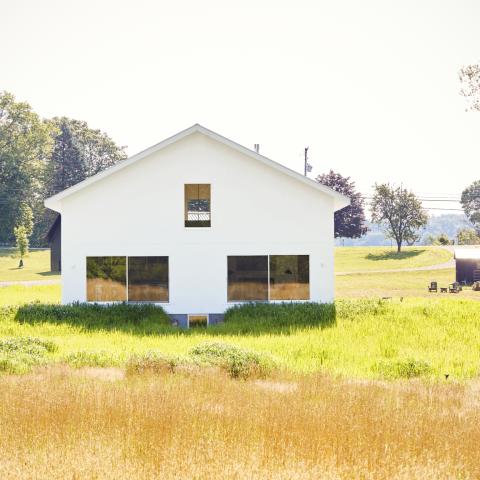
[58, 132, 335, 313]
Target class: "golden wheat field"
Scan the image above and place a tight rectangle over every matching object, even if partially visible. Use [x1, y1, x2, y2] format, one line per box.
[0, 367, 479, 480]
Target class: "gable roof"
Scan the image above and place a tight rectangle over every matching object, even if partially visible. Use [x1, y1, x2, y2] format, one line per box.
[44, 124, 350, 212]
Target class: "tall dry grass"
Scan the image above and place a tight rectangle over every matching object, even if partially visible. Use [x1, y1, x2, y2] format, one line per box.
[0, 368, 479, 479]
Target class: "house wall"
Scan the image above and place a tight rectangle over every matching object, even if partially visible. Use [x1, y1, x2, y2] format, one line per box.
[58, 132, 335, 314]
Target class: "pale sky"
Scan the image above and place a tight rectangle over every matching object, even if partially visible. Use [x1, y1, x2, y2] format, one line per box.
[2, 0, 479, 214]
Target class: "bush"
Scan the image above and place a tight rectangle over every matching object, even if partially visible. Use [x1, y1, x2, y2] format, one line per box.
[126, 351, 179, 376]
[62, 350, 118, 368]
[373, 359, 432, 379]
[223, 302, 335, 333]
[189, 342, 275, 379]
[0, 337, 57, 374]
[15, 303, 172, 333]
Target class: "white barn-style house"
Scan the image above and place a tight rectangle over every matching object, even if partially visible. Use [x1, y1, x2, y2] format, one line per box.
[45, 124, 350, 326]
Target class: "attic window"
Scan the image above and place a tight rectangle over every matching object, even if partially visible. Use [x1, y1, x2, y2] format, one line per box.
[185, 184, 211, 227]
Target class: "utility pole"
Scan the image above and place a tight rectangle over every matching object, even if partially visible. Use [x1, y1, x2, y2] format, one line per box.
[304, 147, 312, 176]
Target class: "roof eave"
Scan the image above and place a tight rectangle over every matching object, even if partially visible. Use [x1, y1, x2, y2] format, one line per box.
[43, 123, 351, 210]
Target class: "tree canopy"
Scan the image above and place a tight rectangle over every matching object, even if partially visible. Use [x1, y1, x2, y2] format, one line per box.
[0, 92, 127, 247]
[316, 170, 367, 239]
[460, 180, 480, 234]
[46, 117, 127, 196]
[459, 64, 480, 111]
[371, 184, 428, 252]
[0, 91, 55, 245]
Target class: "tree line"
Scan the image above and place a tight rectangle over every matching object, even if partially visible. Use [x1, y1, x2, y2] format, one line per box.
[1, 76, 479, 258]
[0, 91, 127, 252]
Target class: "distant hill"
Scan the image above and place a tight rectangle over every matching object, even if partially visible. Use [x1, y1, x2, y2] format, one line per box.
[336, 214, 471, 246]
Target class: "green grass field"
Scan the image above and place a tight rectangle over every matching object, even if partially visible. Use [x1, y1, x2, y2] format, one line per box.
[336, 268, 479, 300]
[0, 298, 479, 380]
[0, 245, 477, 381]
[0, 285, 61, 305]
[0, 249, 60, 282]
[335, 246, 452, 273]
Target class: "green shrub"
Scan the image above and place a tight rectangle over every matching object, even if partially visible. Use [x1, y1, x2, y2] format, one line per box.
[223, 302, 335, 333]
[14, 303, 172, 333]
[0, 337, 57, 374]
[126, 351, 179, 375]
[373, 359, 432, 379]
[62, 350, 118, 368]
[189, 342, 275, 379]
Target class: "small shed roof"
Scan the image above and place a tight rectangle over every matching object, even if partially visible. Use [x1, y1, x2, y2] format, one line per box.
[454, 248, 480, 260]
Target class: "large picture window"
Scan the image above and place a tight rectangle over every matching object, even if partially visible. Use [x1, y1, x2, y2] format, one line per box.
[185, 184, 211, 227]
[227, 256, 268, 301]
[87, 256, 127, 302]
[86, 256, 169, 302]
[128, 257, 169, 302]
[269, 255, 309, 300]
[227, 255, 310, 302]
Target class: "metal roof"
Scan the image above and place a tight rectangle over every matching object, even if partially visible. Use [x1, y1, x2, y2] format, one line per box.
[454, 248, 480, 260]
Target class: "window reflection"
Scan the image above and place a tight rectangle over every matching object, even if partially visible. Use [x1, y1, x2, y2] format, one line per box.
[227, 256, 268, 301]
[269, 255, 309, 300]
[128, 256, 169, 302]
[87, 256, 127, 301]
[185, 184, 211, 227]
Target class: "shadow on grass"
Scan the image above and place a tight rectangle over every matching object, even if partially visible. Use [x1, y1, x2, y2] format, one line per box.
[38, 271, 60, 277]
[366, 249, 425, 262]
[12, 302, 336, 337]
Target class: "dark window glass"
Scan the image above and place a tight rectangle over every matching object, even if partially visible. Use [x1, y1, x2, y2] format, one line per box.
[227, 256, 268, 301]
[87, 256, 126, 301]
[270, 255, 309, 300]
[185, 184, 211, 227]
[128, 256, 169, 302]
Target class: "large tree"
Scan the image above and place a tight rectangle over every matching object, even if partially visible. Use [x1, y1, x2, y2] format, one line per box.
[460, 180, 480, 234]
[45, 117, 127, 196]
[371, 184, 428, 253]
[316, 170, 367, 239]
[33, 117, 127, 244]
[0, 91, 54, 244]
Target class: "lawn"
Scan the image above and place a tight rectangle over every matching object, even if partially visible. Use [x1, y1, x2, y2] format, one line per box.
[335, 245, 452, 273]
[0, 284, 61, 305]
[336, 267, 479, 299]
[0, 248, 60, 282]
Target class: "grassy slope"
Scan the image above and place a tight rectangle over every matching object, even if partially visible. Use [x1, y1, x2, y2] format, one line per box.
[335, 246, 452, 273]
[336, 268, 480, 300]
[0, 298, 479, 380]
[0, 249, 60, 282]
